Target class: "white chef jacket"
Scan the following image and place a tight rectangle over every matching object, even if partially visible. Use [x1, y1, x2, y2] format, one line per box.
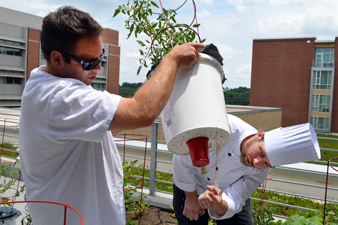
[173, 114, 270, 220]
[19, 67, 125, 225]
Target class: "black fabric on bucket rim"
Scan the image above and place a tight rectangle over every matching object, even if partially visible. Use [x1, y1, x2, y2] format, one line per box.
[145, 43, 227, 84]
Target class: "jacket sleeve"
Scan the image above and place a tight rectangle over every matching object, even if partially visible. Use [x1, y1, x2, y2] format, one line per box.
[172, 154, 197, 192]
[209, 168, 270, 220]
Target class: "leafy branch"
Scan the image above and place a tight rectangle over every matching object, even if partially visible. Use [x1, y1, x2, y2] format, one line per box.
[113, 0, 205, 75]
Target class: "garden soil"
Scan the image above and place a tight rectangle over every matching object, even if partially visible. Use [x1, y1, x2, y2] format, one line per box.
[126, 206, 177, 224]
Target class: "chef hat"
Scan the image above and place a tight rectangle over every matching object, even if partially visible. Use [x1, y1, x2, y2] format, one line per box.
[264, 123, 321, 166]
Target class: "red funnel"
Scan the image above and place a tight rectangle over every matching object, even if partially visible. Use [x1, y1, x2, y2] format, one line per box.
[186, 137, 210, 167]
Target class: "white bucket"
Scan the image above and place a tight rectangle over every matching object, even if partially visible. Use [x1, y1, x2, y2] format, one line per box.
[160, 53, 231, 157]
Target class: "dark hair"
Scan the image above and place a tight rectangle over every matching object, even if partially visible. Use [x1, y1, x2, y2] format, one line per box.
[40, 6, 103, 62]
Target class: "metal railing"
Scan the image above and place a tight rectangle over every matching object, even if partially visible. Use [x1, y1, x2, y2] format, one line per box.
[119, 121, 338, 221]
[1, 110, 338, 221]
[312, 60, 335, 68]
[0, 111, 20, 160]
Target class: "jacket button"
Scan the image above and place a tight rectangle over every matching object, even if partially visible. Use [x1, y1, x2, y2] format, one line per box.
[228, 153, 231, 156]
[207, 178, 210, 181]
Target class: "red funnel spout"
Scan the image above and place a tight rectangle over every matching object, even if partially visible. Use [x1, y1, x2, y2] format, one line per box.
[186, 137, 210, 167]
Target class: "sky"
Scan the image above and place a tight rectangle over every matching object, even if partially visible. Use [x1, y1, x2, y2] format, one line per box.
[1, 0, 338, 89]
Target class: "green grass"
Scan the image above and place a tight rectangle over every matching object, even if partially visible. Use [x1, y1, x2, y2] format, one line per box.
[123, 163, 173, 193]
[251, 189, 338, 218]
[317, 134, 338, 163]
[123, 133, 338, 223]
[0, 143, 19, 158]
[126, 133, 338, 192]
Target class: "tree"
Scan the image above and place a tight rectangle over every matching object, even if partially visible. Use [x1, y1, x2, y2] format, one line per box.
[119, 82, 144, 97]
[223, 86, 250, 105]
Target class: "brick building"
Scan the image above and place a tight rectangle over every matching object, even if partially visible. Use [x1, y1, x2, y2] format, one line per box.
[250, 37, 337, 133]
[0, 6, 120, 107]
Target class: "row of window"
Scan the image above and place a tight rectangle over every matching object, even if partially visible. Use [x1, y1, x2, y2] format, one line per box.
[0, 69, 23, 74]
[312, 48, 334, 131]
[0, 46, 23, 56]
[0, 77, 22, 84]
[0, 100, 21, 103]
[0, 39, 24, 46]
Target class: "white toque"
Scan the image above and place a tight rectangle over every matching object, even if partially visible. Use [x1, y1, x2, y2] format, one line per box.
[264, 123, 321, 166]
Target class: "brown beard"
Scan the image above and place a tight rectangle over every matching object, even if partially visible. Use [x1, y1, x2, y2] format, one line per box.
[240, 152, 253, 167]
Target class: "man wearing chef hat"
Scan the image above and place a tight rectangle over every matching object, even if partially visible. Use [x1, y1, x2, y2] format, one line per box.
[172, 114, 321, 225]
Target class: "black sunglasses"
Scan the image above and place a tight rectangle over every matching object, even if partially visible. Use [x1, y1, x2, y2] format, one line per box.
[60, 48, 105, 71]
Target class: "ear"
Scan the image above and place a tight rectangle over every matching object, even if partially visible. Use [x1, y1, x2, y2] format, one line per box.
[50, 50, 63, 68]
[257, 131, 265, 139]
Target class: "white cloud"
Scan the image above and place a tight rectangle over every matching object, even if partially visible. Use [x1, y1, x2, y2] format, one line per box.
[199, 0, 214, 5]
[223, 63, 252, 88]
[2, 0, 338, 88]
[198, 8, 211, 17]
[216, 44, 238, 61]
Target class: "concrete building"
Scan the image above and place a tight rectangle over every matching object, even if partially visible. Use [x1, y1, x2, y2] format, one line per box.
[0, 6, 120, 107]
[250, 37, 337, 133]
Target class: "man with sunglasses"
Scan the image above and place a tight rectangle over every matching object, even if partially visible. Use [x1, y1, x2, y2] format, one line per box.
[19, 6, 204, 225]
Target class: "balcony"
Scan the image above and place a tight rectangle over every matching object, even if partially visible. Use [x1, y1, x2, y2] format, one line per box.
[313, 60, 335, 68]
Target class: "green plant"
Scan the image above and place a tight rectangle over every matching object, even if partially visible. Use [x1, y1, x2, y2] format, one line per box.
[0, 141, 31, 223]
[0, 143, 19, 158]
[113, 0, 205, 75]
[251, 188, 338, 220]
[123, 160, 150, 224]
[251, 201, 276, 225]
[169, 205, 177, 223]
[21, 194, 32, 225]
[137, 196, 151, 216]
[0, 158, 27, 223]
[0, 159, 23, 202]
[282, 214, 322, 225]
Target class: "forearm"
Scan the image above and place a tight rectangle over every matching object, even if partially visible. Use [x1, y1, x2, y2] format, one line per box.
[211, 199, 228, 215]
[109, 43, 203, 131]
[132, 53, 179, 119]
[185, 190, 198, 200]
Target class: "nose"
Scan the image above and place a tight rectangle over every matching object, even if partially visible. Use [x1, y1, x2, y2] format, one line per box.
[253, 157, 262, 166]
[92, 62, 102, 71]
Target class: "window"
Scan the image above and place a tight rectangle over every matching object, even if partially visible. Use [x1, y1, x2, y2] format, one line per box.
[14, 49, 22, 56]
[0, 39, 24, 47]
[92, 83, 105, 90]
[0, 46, 5, 54]
[0, 44, 23, 56]
[6, 77, 13, 84]
[312, 94, 330, 112]
[315, 48, 334, 67]
[13, 78, 22, 84]
[40, 51, 45, 60]
[0, 47, 23, 56]
[5, 48, 14, 55]
[311, 116, 329, 130]
[313, 70, 332, 90]
[0, 69, 23, 75]
[3, 77, 22, 85]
